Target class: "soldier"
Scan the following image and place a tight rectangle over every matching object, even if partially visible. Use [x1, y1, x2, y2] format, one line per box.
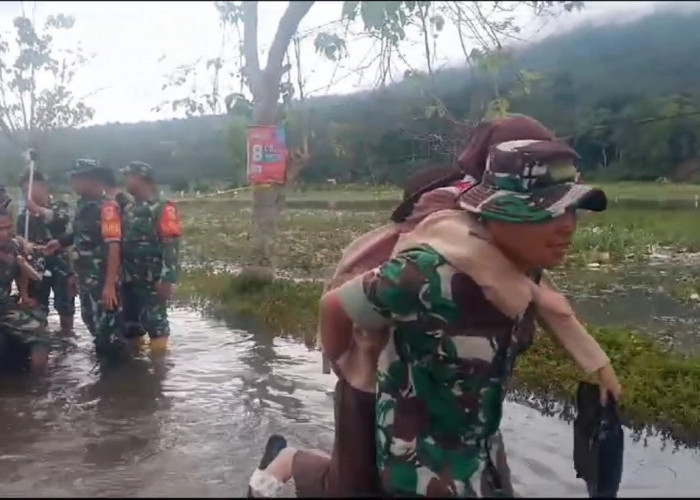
[317, 138, 622, 497]
[45, 159, 124, 360]
[16, 170, 76, 335]
[93, 166, 145, 341]
[0, 206, 50, 374]
[119, 161, 181, 355]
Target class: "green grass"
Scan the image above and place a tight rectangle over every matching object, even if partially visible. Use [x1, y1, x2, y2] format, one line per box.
[595, 181, 700, 202]
[178, 200, 700, 276]
[179, 204, 387, 278]
[570, 207, 700, 265]
[177, 272, 700, 445]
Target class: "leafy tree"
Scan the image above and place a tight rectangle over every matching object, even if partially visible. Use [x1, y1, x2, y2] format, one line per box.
[157, 0, 581, 280]
[0, 13, 94, 155]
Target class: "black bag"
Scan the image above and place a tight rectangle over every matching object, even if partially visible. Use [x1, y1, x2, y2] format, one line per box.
[573, 381, 624, 498]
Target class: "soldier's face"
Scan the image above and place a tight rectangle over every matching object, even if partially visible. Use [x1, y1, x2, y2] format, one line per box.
[125, 174, 147, 195]
[71, 177, 100, 197]
[486, 209, 578, 271]
[0, 215, 11, 245]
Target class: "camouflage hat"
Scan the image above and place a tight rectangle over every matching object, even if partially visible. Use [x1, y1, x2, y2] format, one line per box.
[68, 158, 102, 179]
[120, 161, 154, 182]
[458, 139, 606, 223]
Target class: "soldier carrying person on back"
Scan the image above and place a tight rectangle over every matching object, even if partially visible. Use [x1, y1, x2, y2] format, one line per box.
[44, 159, 126, 361]
[16, 170, 76, 336]
[119, 161, 182, 356]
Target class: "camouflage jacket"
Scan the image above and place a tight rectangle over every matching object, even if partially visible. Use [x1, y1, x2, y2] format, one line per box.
[16, 198, 72, 244]
[72, 194, 122, 278]
[337, 244, 538, 497]
[122, 197, 181, 284]
[0, 239, 20, 306]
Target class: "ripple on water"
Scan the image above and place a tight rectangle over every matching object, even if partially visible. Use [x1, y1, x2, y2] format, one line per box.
[0, 306, 699, 496]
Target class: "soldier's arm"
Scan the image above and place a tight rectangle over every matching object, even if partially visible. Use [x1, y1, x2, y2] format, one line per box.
[320, 246, 441, 370]
[26, 196, 54, 222]
[101, 201, 122, 292]
[157, 201, 182, 284]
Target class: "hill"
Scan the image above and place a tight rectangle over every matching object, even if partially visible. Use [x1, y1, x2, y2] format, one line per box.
[2, 6, 699, 187]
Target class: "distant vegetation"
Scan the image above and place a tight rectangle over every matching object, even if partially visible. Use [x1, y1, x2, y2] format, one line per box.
[2, 8, 700, 188]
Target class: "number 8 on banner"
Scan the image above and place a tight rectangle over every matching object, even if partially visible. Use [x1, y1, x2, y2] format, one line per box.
[252, 144, 263, 163]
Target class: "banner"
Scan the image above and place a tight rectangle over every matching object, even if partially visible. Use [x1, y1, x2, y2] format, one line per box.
[246, 125, 288, 185]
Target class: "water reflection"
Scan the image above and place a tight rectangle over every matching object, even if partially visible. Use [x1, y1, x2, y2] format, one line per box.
[0, 306, 698, 497]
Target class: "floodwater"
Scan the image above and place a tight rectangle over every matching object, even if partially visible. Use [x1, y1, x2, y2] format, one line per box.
[557, 255, 700, 351]
[0, 306, 699, 497]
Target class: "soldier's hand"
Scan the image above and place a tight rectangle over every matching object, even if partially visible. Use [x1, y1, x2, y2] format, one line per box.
[19, 295, 38, 309]
[68, 275, 78, 297]
[156, 282, 174, 302]
[44, 239, 60, 255]
[102, 285, 118, 311]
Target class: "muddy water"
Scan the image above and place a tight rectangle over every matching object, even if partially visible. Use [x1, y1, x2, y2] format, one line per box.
[555, 257, 700, 351]
[0, 307, 698, 497]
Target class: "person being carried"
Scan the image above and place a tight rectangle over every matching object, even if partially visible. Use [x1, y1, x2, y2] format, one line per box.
[16, 170, 76, 335]
[45, 160, 124, 360]
[321, 137, 622, 497]
[0, 206, 50, 374]
[119, 161, 181, 355]
[247, 166, 469, 498]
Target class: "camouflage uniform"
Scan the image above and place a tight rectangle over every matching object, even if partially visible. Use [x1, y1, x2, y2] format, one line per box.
[69, 161, 124, 356]
[335, 139, 607, 497]
[0, 238, 48, 367]
[16, 198, 75, 317]
[120, 162, 181, 339]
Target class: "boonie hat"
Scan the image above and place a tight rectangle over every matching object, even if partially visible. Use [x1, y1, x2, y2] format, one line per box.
[458, 139, 607, 223]
[120, 161, 154, 182]
[68, 158, 102, 179]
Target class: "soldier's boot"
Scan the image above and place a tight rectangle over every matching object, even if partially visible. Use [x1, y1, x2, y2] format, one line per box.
[59, 315, 74, 336]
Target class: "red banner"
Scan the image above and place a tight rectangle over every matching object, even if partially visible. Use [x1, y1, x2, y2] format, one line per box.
[246, 125, 288, 185]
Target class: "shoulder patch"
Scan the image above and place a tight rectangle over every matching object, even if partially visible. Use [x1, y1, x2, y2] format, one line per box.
[158, 201, 182, 238]
[101, 200, 122, 241]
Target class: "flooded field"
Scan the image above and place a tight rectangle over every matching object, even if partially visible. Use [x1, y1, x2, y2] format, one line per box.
[557, 256, 700, 352]
[0, 306, 699, 497]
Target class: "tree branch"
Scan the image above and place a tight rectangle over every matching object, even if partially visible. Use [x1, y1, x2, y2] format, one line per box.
[242, 1, 261, 87]
[264, 1, 314, 80]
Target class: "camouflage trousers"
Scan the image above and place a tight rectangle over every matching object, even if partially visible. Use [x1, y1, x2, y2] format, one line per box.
[121, 282, 170, 339]
[78, 280, 124, 358]
[28, 254, 76, 317]
[0, 302, 49, 370]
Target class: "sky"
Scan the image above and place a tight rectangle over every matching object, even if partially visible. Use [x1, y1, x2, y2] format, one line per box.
[0, 1, 689, 127]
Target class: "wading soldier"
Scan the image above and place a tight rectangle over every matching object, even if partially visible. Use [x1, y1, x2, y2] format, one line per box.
[120, 161, 181, 355]
[0, 206, 50, 374]
[45, 160, 124, 359]
[16, 170, 76, 335]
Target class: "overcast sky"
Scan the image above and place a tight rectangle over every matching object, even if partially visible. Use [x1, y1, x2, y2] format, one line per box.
[0, 1, 689, 126]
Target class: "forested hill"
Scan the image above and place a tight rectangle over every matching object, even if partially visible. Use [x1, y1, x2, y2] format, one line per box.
[3, 7, 700, 188]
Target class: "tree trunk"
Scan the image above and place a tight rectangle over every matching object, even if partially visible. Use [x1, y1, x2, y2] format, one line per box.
[242, 75, 285, 283]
